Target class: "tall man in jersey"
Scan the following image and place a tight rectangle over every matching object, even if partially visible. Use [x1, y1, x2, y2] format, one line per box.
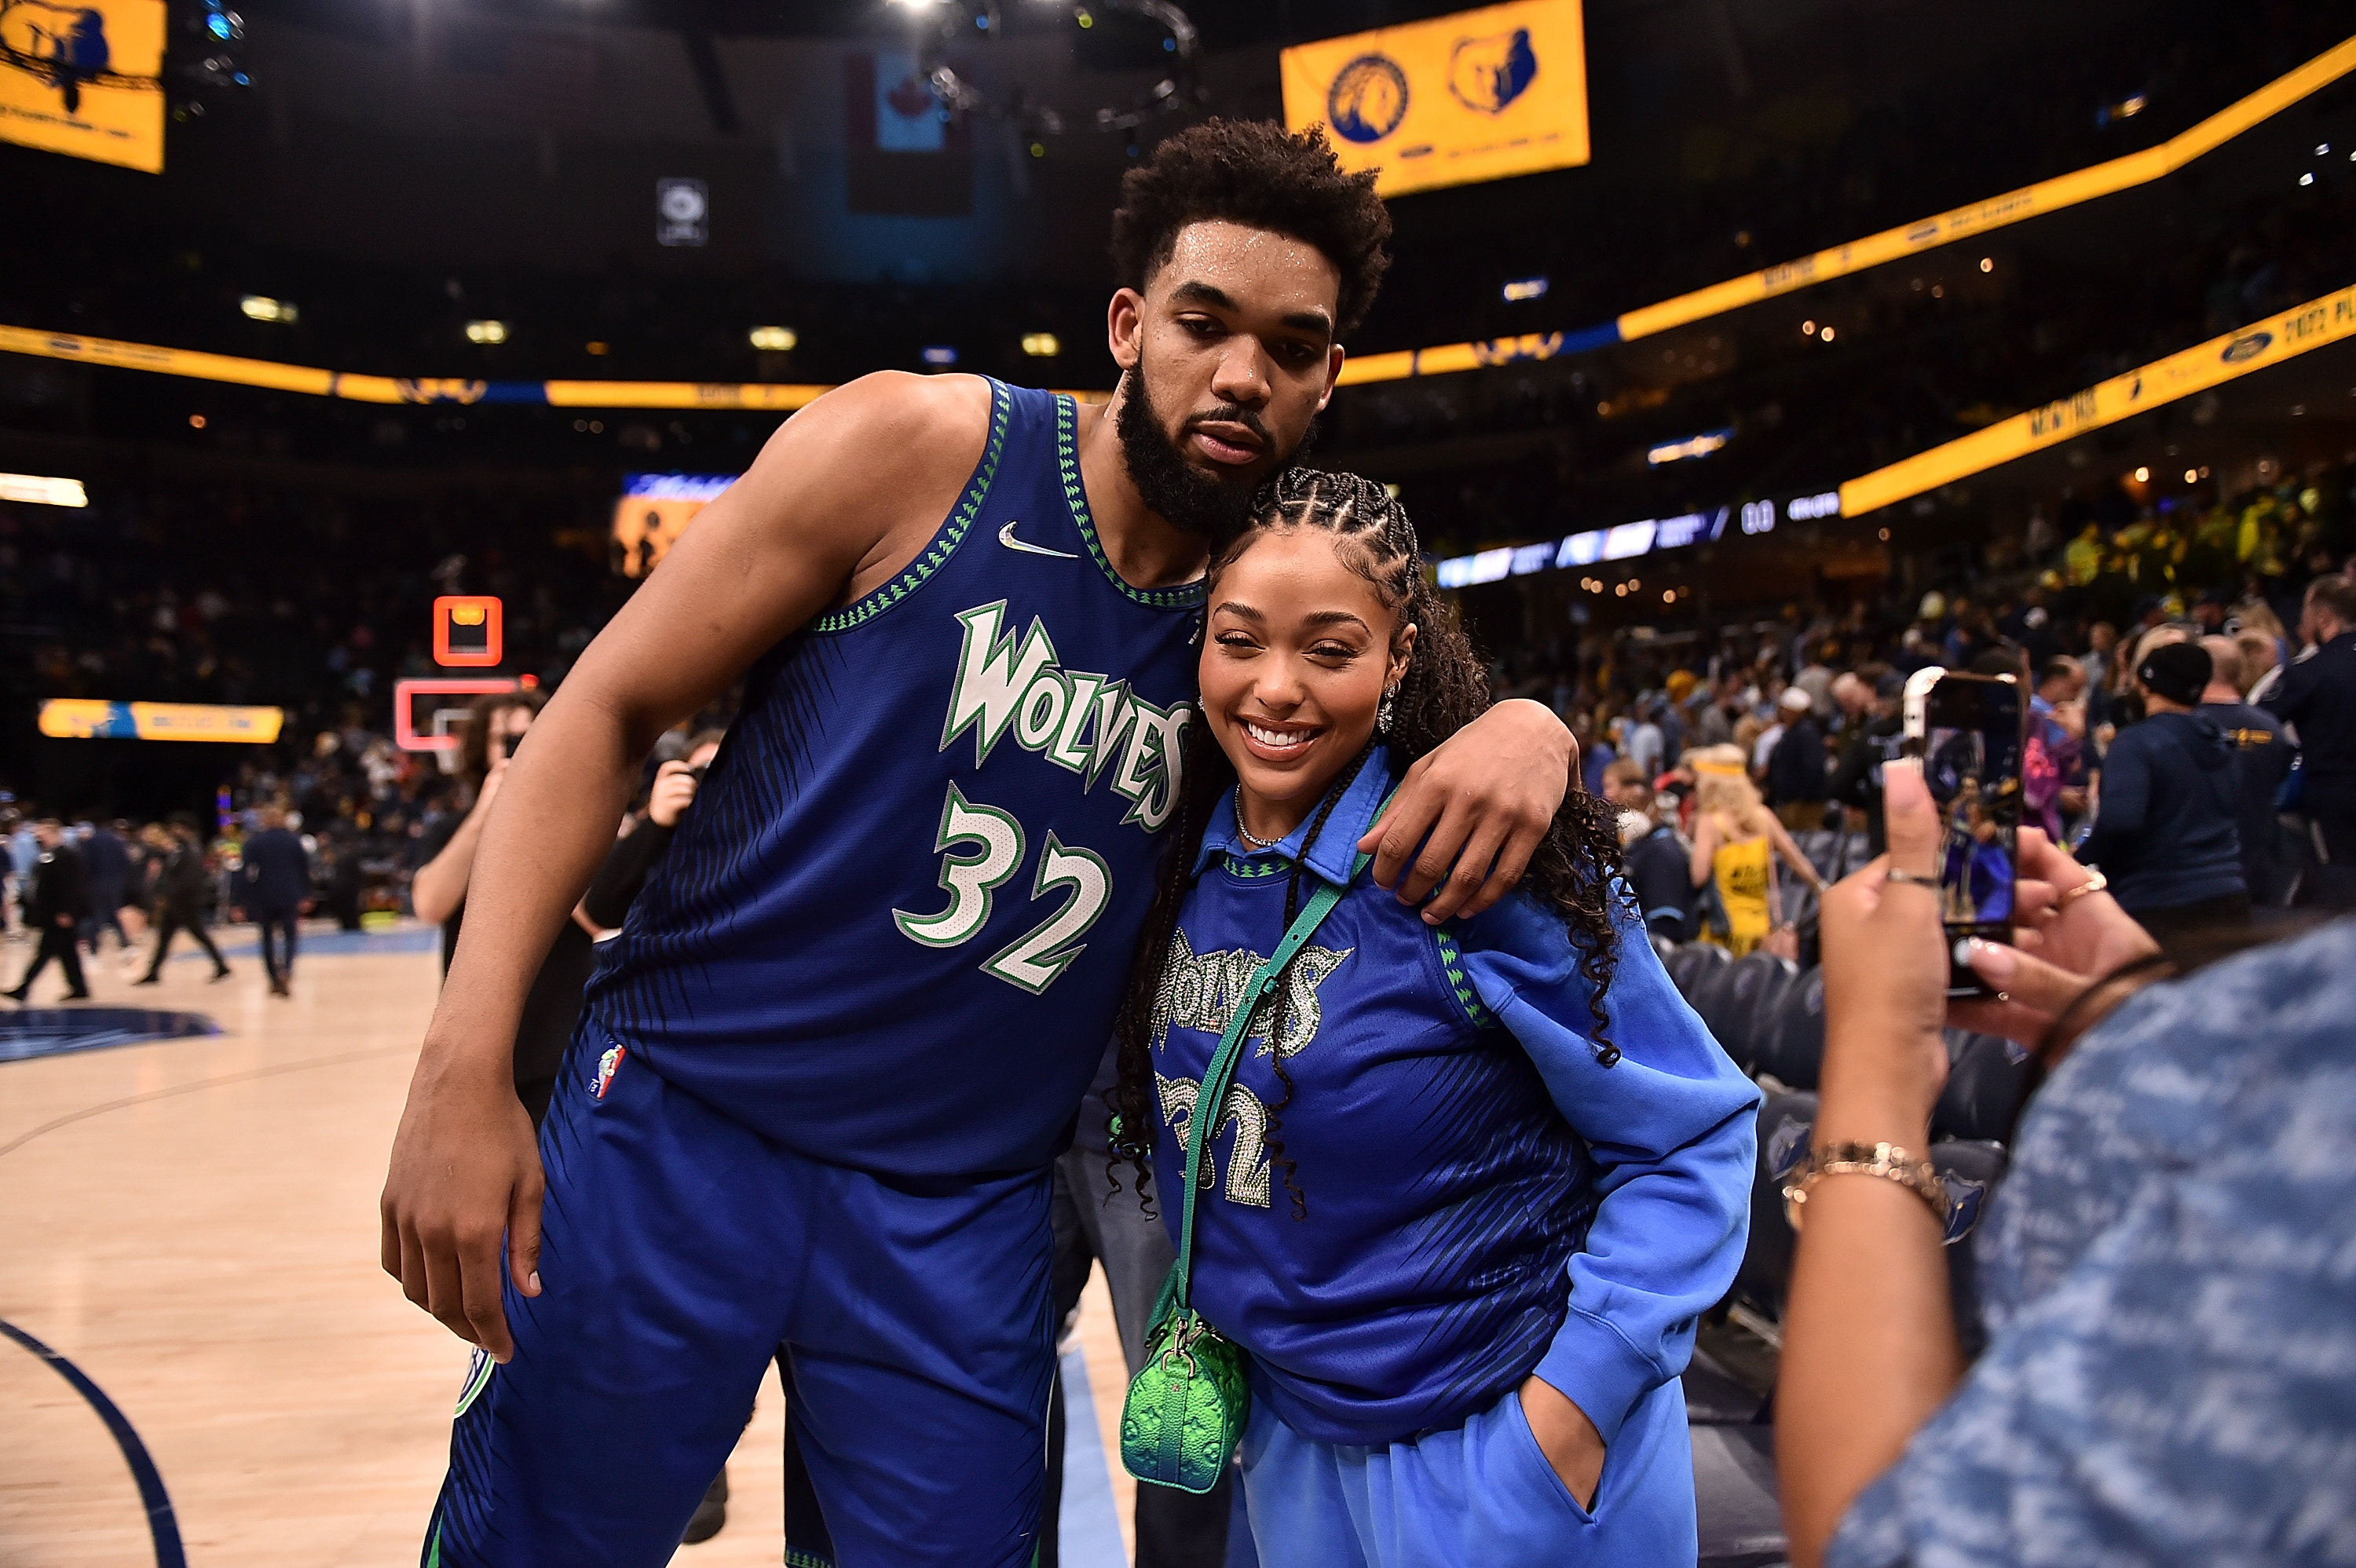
[382, 121, 1576, 1568]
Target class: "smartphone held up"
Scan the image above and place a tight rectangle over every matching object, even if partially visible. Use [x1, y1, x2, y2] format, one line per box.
[1901, 667, 2028, 998]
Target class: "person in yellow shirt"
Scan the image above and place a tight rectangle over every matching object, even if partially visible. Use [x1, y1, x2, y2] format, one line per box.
[1685, 745, 1827, 956]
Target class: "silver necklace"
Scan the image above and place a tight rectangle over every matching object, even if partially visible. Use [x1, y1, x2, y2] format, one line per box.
[1236, 821, 1283, 851]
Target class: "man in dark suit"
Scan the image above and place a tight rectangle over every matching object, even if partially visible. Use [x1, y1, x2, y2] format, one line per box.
[8, 819, 93, 1003]
[241, 805, 311, 998]
[75, 813, 132, 963]
[136, 814, 232, 985]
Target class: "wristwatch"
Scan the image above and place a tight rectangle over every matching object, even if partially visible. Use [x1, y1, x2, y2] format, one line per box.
[1782, 1142, 1949, 1232]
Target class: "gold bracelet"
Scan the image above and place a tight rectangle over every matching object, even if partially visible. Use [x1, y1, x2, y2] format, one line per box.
[1782, 1142, 1949, 1234]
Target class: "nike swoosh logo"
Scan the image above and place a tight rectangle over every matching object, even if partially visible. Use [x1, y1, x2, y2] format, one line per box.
[998, 521, 1079, 560]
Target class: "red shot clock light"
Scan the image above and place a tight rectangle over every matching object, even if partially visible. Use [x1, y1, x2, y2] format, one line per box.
[432, 596, 504, 667]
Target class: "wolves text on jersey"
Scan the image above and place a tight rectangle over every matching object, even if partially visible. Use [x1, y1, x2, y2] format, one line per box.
[1151, 925, 1353, 1058]
[938, 599, 1189, 834]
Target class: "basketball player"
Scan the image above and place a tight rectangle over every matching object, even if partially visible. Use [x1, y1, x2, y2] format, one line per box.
[382, 121, 1575, 1568]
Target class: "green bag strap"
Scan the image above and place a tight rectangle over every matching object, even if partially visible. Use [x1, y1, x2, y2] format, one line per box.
[1169, 789, 1391, 1313]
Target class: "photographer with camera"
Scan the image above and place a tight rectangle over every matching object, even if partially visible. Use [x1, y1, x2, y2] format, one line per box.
[574, 730, 726, 938]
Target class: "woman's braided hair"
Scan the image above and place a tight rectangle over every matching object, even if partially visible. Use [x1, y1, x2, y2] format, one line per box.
[1107, 470, 1626, 1221]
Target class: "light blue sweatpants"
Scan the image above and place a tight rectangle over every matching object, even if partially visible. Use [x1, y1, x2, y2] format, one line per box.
[1238, 1376, 1695, 1567]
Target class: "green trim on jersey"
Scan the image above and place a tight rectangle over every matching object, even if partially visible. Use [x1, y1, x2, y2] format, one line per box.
[811, 379, 1014, 634]
[1055, 394, 1208, 612]
[1433, 927, 1493, 1029]
[1221, 853, 1290, 879]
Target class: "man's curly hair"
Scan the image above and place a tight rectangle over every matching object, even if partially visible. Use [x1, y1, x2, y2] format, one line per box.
[1110, 119, 1392, 338]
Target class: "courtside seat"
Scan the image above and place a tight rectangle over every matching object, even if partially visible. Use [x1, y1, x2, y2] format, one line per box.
[1732, 1091, 1818, 1321]
[1682, 1344, 1769, 1425]
[1932, 1033, 2031, 1144]
[1930, 1139, 2010, 1359]
[1698, 952, 1801, 1076]
[1666, 941, 1732, 1000]
[1749, 968, 1826, 1091]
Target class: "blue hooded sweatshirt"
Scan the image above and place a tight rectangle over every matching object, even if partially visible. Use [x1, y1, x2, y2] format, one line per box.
[1148, 749, 1758, 1459]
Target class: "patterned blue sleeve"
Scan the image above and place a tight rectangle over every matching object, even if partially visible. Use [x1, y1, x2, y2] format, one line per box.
[1454, 894, 1760, 1444]
[1827, 917, 2356, 1568]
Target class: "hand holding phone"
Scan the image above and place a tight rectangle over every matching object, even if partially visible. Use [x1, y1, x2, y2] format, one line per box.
[1901, 667, 2028, 998]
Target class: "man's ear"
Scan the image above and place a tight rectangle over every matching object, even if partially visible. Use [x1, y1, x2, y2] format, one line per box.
[1315, 342, 1344, 414]
[1107, 287, 1145, 372]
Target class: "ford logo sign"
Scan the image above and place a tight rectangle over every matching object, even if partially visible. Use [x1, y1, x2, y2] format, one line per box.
[2221, 330, 2272, 364]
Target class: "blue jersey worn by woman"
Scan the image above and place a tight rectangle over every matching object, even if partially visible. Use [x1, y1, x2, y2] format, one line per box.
[1149, 749, 1759, 1565]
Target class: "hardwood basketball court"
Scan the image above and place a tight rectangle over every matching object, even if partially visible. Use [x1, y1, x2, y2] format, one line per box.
[0, 925, 1136, 1567]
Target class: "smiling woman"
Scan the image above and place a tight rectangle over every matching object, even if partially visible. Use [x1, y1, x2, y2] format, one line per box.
[1107, 469, 1760, 1567]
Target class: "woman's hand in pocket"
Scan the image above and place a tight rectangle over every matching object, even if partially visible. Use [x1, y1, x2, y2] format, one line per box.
[1519, 1373, 1604, 1511]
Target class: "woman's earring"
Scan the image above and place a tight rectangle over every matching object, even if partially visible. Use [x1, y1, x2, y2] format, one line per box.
[1377, 685, 1398, 735]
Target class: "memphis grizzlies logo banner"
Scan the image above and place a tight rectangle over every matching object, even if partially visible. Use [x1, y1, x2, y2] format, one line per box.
[0, 0, 166, 172]
[1279, 0, 1588, 198]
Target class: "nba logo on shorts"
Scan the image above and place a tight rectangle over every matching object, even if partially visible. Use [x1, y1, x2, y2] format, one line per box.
[594, 1045, 627, 1100]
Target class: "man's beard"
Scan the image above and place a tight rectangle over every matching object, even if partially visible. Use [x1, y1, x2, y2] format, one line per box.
[1115, 353, 1315, 547]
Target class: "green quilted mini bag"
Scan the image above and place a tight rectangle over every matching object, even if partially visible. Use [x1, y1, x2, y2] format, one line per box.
[1119, 847, 1364, 1494]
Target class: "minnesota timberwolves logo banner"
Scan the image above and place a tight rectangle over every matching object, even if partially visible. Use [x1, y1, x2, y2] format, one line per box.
[0, 0, 164, 171]
[1279, 0, 1588, 198]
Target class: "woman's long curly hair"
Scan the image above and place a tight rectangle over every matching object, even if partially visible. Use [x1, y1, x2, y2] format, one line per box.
[1107, 470, 1626, 1221]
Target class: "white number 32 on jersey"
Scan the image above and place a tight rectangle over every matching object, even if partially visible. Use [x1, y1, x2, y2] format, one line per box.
[893, 782, 1113, 994]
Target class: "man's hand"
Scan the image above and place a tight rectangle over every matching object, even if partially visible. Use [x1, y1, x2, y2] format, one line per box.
[379, 1056, 544, 1361]
[644, 760, 702, 828]
[475, 755, 512, 817]
[1520, 1373, 1605, 1510]
[1355, 698, 1575, 925]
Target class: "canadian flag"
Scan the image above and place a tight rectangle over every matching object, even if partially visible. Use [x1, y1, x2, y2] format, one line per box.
[844, 50, 971, 154]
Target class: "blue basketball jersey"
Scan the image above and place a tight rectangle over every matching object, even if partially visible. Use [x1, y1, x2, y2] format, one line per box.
[583, 380, 1203, 1177]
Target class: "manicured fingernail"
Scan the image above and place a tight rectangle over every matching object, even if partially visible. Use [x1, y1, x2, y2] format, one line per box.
[528, 1271, 541, 1294]
[1968, 938, 2016, 980]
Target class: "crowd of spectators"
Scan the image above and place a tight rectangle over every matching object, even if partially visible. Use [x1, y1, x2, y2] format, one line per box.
[1498, 455, 2356, 959]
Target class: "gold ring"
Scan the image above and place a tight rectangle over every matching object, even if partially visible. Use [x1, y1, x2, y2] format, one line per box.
[2058, 870, 2109, 906]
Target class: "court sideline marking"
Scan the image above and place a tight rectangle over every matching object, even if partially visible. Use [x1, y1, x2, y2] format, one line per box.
[0, 1044, 415, 1160]
[0, 1317, 188, 1568]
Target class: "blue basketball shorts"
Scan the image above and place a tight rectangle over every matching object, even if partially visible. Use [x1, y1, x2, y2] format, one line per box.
[1236, 1375, 1695, 1568]
[423, 1033, 1057, 1568]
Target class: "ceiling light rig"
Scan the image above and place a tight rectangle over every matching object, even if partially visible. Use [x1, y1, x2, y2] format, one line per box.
[905, 1, 1205, 151]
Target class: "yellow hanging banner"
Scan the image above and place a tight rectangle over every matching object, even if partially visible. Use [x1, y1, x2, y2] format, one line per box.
[1281, 0, 1589, 199]
[38, 700, 286, 743]
[1840, 282, 2356, 517]
[0, 0, 167, 173]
